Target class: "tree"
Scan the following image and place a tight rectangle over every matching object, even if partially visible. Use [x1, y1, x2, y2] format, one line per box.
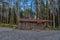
[46, 0, 49, 20]
[40, 0, 45, 20]
[35, 0, 45, 20]
[3, 2, 9, 23]
[14, 0, 21, 24]
[0, 2, 3, 23]
[35, 0, 38, 19]
[50, 0, 56, 28]
[57, 0, 60, 27]
[45, 0, 50, 27]
[23, 0, 28, 18]
[36, 0, 41, 19]
[8, 8, 11, 23]
[0, 2, 2, 22]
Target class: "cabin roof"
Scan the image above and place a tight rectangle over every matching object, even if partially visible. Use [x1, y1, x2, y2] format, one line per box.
[19, 19, 50, 23]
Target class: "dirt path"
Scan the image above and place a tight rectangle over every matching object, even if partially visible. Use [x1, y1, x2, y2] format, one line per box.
[0, 27, 60, 40]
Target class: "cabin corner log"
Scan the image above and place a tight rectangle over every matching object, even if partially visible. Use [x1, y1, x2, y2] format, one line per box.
[18, 19, 51, 30]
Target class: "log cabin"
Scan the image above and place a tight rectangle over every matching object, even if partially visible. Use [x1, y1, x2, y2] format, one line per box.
[18, 19, 51, 30]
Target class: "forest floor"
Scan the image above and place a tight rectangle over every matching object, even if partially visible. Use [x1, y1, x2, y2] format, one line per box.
[0, 27, 60, 40]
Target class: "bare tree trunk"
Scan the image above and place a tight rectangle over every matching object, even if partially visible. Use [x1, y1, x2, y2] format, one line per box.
[46, 0, 49, 27]
[36, 0, 41, 20]
[50, 0, 56, 28]
[14, 0, 21, 28]
[35, 0, 38, 19]
[0, 2, 2, 23]
[58, 0, 60, 27]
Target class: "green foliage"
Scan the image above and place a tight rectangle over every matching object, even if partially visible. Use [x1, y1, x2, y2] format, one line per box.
[0, 23, 18, 29]
[20, 9, 36, 19]
[49, 27, 60, 30]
